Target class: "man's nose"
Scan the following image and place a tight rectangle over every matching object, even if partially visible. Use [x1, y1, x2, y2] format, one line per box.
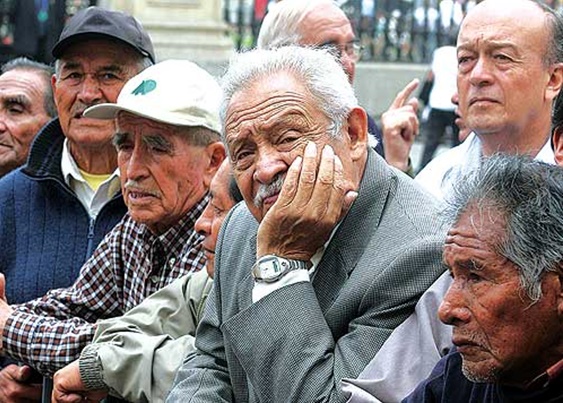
[469, 57, 494, 87]
[438, 279, 471, 326]
[126, 145, 149, 180]
[253, 147, 286, 185]
[77, 74, 103, 104]
[195, 205, 213, 237]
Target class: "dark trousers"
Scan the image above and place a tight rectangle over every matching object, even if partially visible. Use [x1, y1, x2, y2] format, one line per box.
[418, 108, 460, 172]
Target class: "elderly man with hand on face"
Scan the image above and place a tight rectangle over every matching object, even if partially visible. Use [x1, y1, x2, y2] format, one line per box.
[166, 45, 446, 403]
[405, 154, 563, 402]
[52, 159, 243, 403]
[0, 59, 225, 385]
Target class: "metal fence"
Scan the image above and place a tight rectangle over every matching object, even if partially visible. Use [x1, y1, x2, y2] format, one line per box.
[224, 0, 563, 63]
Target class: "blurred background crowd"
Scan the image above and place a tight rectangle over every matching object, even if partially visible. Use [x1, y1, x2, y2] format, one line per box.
[4, 0, 563, 66]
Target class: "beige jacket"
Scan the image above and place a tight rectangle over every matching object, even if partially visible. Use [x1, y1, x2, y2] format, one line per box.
[79, 269, 212, 402]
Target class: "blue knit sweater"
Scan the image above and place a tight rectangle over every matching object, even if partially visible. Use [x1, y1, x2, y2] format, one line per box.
[0, 118, 127, 304]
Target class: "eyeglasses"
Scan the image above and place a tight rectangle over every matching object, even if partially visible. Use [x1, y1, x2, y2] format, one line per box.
[318, 40, 364, 62]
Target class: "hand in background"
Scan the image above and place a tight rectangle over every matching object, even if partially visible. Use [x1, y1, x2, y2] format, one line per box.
[381, 79, 420, 173]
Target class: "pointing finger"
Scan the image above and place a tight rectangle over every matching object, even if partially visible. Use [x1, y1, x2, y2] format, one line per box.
[390, 78, 420, 109]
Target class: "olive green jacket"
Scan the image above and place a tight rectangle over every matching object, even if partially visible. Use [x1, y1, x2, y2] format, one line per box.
[79, 269, 212, 403]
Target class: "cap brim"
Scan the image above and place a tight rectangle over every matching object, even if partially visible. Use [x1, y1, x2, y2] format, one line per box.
[84, 103, 220, 133]
[83, 103, 123, 120]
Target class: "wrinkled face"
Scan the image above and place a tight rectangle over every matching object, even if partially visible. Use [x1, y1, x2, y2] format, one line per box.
[457, 1, 556, 138]
[194, 160, 236, 278]
[0, 69, 51, 176]
[116, 113, 210, 234]
[298, 3, 357, 83]
[439, 206, 562, 386]
[53, 39, 140, 148]
[225, 72, 357, 222]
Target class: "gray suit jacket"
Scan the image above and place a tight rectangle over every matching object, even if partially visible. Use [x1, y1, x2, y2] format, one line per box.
[167, 150, 446, 403]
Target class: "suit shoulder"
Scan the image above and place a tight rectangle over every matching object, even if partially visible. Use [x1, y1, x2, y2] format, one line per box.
[222, 201, 258, 234]
[383, 171, 446, 237]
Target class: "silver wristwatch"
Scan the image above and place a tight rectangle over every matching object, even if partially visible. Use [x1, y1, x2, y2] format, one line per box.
[251, 255, 311, 283]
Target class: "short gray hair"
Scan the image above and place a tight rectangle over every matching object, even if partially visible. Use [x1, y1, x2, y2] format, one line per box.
[257, 0, 337, 49]
[2, 57, 56, 117]
[220, 46, 358, 143]
[444, 154, 563, 302]
[180, 126, 221, 147]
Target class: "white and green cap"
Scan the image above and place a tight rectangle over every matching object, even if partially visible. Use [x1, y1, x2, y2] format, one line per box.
[84, 59, 222, 134]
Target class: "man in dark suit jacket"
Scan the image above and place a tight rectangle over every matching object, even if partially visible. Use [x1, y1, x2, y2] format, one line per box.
[167, 45, 445, 403]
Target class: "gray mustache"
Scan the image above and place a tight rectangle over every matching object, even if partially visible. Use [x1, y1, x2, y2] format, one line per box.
[254, 174, 284, 207]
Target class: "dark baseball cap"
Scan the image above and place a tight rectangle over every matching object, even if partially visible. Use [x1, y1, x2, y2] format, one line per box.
[52, 7, 156, 63]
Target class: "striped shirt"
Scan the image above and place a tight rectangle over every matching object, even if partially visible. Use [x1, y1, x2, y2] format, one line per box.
[2, 195, 208, 376]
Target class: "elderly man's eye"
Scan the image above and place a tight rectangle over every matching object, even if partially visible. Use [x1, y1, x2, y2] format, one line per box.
[279, 136, 298, 145]
[62, 72, 83, 85]
[7, 105, 24, 115]
[116, 143, 133, 152]
[493, 53, 511, 62]
[150, 145, 169, 153]
[99, 72, 122, 84]
[232, 150, 254, 170]
[212, 205, 224, 216]
[234, 149, 252, 160]
[468, 272, 483, 283]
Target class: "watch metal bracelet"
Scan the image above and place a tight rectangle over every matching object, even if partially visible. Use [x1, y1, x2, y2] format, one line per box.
[252, 254, 311, 283]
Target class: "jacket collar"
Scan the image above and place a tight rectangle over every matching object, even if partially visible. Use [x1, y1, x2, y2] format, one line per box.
[22, 118, 65, 181]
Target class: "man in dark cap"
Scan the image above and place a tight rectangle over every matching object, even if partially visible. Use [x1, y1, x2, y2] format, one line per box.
[0, 7, 154, 401]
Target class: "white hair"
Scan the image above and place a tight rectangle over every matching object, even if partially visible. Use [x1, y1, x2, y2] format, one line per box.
[257, 0, 341, 49]
[220, 45, 358, 142]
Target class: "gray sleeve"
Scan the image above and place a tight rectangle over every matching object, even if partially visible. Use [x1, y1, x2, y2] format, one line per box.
[341, 272, 453, 403]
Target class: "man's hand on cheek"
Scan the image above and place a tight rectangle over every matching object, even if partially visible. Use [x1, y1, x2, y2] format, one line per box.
[257, 141, 357, 261]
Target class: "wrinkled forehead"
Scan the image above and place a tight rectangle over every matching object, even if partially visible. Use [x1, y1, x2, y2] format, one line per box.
[0, 70, 47, 96]
[116, 111, 179, 135]
[225, 71, 317, 131]
[459, 0, 549, 45]
[449, 202, 508, 246]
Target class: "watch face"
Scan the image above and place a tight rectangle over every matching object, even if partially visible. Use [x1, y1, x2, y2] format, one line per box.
[253, 255, 308, 283]
[259, 256, 287, 280]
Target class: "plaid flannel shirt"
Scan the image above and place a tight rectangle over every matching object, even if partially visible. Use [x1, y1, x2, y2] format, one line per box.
[2, 195, 208, 376]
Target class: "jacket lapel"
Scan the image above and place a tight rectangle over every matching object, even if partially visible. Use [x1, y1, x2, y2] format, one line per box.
[312, 149, 393, 313]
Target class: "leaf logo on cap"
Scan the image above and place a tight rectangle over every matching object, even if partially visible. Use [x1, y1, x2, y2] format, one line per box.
[131, 79, 157, 96]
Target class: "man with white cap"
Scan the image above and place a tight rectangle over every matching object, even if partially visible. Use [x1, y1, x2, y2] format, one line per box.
[51, 159, 243, 403]
[0, 59, 225, 386]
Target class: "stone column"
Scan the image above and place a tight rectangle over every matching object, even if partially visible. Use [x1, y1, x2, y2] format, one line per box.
[101, 0, 234, 73]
